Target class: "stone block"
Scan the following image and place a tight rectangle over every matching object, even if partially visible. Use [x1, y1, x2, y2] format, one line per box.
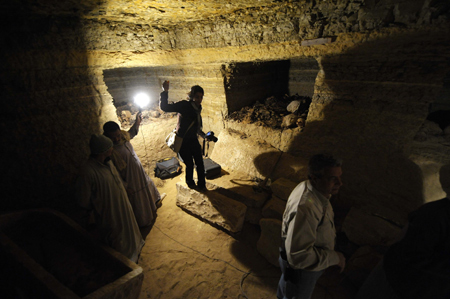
[245, 206, 262, 225]
[176, 183, 247, 233]
[342, 207, 402, 247]
[271, 178, 298, 201]
[270, 152, 308, 183]
[256, 218, 282, 267]
[205, 174, 270, 208]
[287, 100, 301, 113]
[281, 114, 299, 128]
[262, 196, 287, 220]
[210, 129, 281, 180]
[0, 209, 143, 299]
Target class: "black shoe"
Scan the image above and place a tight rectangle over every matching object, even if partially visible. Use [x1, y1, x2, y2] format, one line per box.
[187, 182, 197, 189]
[197, 185, 207, 192]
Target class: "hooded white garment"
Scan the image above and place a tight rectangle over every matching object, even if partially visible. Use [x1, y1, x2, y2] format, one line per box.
[76, 157, 144, 263]
[111, 127, 160, 227]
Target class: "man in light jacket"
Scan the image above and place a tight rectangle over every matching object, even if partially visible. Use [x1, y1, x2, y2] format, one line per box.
[277, 153, 346, 299]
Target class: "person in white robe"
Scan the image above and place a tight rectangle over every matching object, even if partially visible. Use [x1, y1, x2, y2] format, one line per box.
[76, 134, 145, 263]
[103, 113, 165, 228]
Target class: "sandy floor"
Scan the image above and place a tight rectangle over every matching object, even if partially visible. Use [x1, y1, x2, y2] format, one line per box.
[138, 174, 280, 299]
[137, 172, 357, 299]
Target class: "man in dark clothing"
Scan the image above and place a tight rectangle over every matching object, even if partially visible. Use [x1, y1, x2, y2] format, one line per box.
[356, 164, 450, 299]
[160, 80, 212, 190]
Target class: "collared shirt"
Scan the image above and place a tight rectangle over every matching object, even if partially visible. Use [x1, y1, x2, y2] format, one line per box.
[281, 180, 340, 271]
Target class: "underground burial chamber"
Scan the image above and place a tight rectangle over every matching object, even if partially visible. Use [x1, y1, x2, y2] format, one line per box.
[3, 1, 450, 297]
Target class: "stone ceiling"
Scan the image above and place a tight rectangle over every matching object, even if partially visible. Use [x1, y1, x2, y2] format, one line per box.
[26, 0, 285, 26]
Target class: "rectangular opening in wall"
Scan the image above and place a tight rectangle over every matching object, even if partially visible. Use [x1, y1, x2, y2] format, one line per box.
[222, 58, 319, 114]
[288, 57, 320, 99]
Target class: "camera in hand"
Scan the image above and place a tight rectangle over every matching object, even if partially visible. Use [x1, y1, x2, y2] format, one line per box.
[205, 131, 218, 142]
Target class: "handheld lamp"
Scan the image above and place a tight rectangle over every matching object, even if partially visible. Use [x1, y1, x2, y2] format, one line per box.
[133, 93, 150, 111]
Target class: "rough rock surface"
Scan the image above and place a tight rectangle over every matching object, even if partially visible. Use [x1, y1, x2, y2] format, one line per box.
[271, 178, 299, 201]
[262, 196, 287, 221]
[342, 208, 403, 247]
[176, 183, 247, 233]
[210, 129, 282, 180]
[257, 218, 282, 268]
[210, 128, 309, 183]
[205, 176, 270, 209]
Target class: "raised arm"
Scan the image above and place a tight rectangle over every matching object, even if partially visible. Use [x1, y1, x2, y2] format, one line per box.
[128, 111, 142, 139]
[160, 80, 176, 112]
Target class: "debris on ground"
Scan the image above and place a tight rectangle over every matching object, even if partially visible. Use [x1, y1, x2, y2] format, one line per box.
[226, 94, 311, 129]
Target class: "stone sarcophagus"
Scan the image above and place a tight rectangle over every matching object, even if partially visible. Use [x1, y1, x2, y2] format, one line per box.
[0, 209, 143, 299]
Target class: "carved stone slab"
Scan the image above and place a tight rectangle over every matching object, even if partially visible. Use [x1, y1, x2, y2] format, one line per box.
[176, 183, 247, 233]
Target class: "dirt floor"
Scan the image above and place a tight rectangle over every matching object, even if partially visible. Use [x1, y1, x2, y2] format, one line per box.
[137, 171, 358, 299]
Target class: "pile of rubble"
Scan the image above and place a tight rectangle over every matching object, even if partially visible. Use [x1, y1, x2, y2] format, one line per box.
[226, 94, 312, 129]
[115, 102, 166, 128]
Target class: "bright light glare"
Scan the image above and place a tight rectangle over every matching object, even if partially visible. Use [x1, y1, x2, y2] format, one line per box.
[134, 93, 150, 108]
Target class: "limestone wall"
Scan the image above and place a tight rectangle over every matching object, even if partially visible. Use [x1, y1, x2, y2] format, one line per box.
[1, 13, 117, 210]
[289, 57, 320, 98]
[81, 0, 448, 52]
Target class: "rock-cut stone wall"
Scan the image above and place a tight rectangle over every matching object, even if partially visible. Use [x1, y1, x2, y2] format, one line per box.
[1, 11, 117, 211]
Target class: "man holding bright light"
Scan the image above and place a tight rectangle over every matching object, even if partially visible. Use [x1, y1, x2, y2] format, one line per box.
[103, 112, 165, 228]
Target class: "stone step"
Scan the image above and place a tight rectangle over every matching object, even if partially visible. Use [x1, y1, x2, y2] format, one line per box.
[202, 168, 272, 224]
[176, 182, 247, 233]
[257, 218, 282, 267]
[204, 169, 271, 208]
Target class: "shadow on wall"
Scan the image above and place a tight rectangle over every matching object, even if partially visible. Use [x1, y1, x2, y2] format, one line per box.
[1, 2, 101, 212]
[440, 164, 450, 197]
[253, 27, 450, 222]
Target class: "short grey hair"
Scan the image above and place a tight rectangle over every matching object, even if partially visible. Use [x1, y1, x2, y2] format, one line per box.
[308, 153, 343, 179]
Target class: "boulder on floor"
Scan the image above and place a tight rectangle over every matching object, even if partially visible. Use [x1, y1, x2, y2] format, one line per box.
[176, 183, 247, 233]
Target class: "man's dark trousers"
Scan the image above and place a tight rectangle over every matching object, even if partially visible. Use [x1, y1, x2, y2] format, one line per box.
[179, 137, 206, 188]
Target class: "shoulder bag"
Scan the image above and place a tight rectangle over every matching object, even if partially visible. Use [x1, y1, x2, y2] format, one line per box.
[165, 120, 195, 153]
